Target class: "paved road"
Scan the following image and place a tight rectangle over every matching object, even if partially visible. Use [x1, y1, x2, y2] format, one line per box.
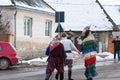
[0, 60, 120, 80]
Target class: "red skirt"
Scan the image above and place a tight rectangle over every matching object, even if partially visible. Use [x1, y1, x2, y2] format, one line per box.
[46, 57, 64, 73]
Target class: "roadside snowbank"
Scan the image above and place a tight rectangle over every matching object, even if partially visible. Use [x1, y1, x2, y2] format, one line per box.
[21, 52, 114, 66]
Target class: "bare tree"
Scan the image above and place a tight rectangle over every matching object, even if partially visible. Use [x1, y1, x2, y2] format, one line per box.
[0, 10, 12, 34]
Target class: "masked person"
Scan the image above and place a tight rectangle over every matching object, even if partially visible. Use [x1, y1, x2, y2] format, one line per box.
[45, 35, 66, 80]
[81, 27, 98, 80]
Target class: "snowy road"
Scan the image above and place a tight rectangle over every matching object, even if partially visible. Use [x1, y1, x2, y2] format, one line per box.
[0, 60, 116, 80]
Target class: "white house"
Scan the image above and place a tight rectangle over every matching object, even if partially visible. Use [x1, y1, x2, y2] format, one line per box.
[44, 0, 116, 52]
[0, 0, 58, 58]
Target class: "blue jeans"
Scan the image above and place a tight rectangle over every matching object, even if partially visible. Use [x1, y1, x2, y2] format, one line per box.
[114, 50, 120, 60]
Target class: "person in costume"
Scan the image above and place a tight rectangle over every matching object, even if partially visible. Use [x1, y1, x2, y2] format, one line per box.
[74, 35, 83, 52]
[45, 35, 66, 80]
[60, 32, 80, 80]
[81, 27, 98, 80]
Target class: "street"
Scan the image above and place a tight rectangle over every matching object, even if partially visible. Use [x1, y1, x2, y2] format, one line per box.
[0, 60, 120, 80]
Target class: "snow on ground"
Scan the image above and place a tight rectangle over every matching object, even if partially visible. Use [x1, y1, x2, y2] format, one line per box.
[21, 52, 114, 66]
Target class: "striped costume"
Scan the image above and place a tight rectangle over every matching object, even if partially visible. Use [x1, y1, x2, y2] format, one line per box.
[82, 34, 98, 78]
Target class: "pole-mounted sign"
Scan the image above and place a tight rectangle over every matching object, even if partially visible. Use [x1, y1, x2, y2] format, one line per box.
[55, 11, 64, 33]
[55, 11, 64, 23]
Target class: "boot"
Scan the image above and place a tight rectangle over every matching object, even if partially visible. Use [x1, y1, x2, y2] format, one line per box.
[68, 70, 74, 80]
[60, 72, 64, 80]
[87, 77, 93, 80]
[45, 73, 51, 80]
[55, 71, 59, 80]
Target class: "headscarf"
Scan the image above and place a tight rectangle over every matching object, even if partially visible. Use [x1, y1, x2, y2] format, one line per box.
[49, 35, 60, 52]
[45, 35, 60, 56]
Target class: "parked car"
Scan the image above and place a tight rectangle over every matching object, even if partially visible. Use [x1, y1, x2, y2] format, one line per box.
[0, 41, 19, 70]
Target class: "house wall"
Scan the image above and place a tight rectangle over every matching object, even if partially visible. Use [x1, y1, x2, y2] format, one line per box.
[112, 31, 120, 38]
[98, 32, 111, 52]
[15, 9, 57, 59]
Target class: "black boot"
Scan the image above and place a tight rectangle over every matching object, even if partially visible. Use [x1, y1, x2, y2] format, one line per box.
[68, 70, 74, 80]
[87, 77, 93, 80]
[60, 72, 64, 80]
[45, 73, 51, 80]
[55, 71, 59, 80]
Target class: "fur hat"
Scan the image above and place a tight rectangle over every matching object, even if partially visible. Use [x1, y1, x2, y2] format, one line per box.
[82, 26, 90, 36]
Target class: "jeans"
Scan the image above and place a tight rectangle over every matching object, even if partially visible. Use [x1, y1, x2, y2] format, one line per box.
[114, 50, 120, 60]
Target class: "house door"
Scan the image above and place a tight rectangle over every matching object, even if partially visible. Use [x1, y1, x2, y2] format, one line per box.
[108, 38, 114, 53]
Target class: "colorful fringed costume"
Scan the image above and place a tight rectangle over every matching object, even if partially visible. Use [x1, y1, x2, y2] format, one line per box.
[82, 34, 98, 79]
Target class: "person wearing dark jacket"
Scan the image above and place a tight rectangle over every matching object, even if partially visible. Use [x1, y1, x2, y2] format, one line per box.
[45, 36, 66, 80]
[112, 36, 120, 62]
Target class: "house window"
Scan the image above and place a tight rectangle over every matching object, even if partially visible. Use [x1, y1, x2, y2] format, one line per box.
[45, 20, 52, 37]
[24, 17, 32, 37]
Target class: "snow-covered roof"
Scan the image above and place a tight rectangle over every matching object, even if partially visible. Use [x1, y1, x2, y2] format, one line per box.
[98, 0, 120, 5]
[103, 5, 120, 25]
[98, 0, 120, 25]
[0, 0, 55, 14]
[0, 0, 12, 5]
[44, 0, 113, 31]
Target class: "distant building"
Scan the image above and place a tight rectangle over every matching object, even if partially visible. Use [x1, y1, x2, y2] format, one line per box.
[98, 0, 120, 53]
[44, 0, 118, 52]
